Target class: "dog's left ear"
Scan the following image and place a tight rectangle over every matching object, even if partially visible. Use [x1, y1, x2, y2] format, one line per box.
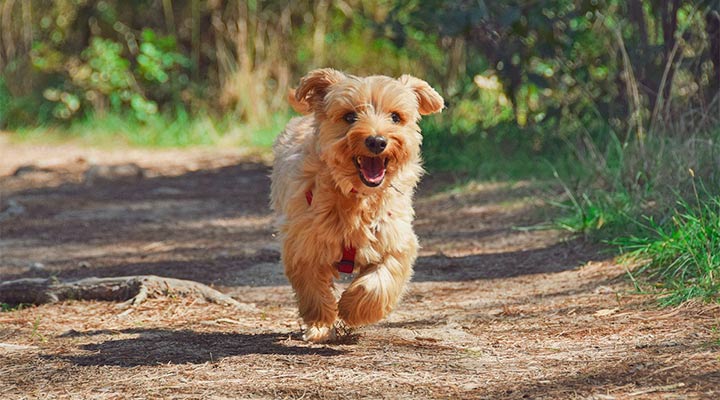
[399, 75, 445, 115]
[287, 89, 311, 115]
[294, 68, 346, 112]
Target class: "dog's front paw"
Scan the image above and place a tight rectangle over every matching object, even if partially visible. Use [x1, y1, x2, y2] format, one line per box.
[303, 325, 337, 343]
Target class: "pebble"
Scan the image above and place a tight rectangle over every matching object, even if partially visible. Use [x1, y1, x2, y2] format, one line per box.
[84, 163, 145, 185]
[152, 187, 183, 195]
[28, 262, 45, 272]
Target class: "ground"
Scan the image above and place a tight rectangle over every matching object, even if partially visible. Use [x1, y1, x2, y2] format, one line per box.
[0, 135, 718, 399]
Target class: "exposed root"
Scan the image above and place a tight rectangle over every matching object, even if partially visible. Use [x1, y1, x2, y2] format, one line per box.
[0, 275, 257, 313]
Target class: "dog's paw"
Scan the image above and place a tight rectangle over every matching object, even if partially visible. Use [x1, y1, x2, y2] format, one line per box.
[302, 325, 337, 343]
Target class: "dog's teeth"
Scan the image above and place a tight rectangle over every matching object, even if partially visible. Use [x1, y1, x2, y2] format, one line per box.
[357, 157, 363, 165]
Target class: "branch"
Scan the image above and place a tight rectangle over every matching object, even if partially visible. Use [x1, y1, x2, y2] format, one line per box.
[0, 276, 258, 313]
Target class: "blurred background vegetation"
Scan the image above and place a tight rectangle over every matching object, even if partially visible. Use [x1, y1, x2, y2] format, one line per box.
[1, 0, 719, 304]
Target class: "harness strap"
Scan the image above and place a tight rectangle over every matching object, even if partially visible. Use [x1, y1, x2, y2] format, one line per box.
[305, 189, 356, 274]
[337, 247, 356, 274]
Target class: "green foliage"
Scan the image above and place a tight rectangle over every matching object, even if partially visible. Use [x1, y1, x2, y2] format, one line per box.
[136, 29, 190, 84]
[396, 0, 622, 128]
[0, 77, 10, 126]
[31, 28, 190, 123]
[2, 1, 717, 140]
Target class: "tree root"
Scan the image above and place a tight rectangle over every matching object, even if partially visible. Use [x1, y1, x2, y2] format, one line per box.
[0, 275, 257, 313]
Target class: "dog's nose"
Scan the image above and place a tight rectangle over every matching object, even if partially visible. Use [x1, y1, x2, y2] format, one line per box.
[364, 135, 387, 154]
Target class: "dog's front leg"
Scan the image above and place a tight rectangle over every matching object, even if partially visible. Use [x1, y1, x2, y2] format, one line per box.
[285, 259, 338, 343]
[337, 252, 413, 327]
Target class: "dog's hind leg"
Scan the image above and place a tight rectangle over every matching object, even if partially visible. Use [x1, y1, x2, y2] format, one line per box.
[337, 253, 413, 327]
[285, 262, 338, 343]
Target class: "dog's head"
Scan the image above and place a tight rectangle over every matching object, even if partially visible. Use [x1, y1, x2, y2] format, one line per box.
[292, 68, 444, 194]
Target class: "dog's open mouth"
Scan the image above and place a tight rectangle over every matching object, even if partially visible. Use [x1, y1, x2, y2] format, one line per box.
[354, 156, 388, 187]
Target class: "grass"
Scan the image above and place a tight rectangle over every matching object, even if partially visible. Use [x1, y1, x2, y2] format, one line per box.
[551, 122, 720, 305]
[550, 178, 635, 237]
[421, 119, 579, 181]
[612, 178, 720, 306]
[12, 111, 289, 149]
[31, 316, 47, 343]
[1, 303, 27, 312]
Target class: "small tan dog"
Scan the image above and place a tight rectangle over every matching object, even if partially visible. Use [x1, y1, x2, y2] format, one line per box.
[270, 68, 444, 342]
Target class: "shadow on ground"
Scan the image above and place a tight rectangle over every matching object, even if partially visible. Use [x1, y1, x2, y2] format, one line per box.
[1, 239, 604, 286]
[2, 162, 272, 243]
[483, 361, 720, 399]
[413, 240, 605, 282]
[49, 328, 344, 367]
[2, 159, 603, 286]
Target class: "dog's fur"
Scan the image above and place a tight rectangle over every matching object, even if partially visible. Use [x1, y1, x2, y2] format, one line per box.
[270, 68, 444, 342]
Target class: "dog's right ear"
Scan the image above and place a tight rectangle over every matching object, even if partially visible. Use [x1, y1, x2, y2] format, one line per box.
[293, 68, 346, 112]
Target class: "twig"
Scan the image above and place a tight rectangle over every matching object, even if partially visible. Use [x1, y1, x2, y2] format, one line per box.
[0, 343, 39, 351]
[628, 382, 685, 396]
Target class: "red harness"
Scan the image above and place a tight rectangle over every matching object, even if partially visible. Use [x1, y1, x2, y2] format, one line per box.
[305, 190, 356, 274]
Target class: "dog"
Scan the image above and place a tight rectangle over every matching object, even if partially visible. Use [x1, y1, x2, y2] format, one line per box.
[270, 68, 444, 342]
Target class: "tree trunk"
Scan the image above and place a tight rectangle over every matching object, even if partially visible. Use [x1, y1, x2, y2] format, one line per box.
[707, 8, 720, 101]
[659, 0, 681, 106]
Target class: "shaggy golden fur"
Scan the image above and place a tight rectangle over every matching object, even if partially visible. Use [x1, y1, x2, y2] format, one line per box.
[270, 68, 444, 342]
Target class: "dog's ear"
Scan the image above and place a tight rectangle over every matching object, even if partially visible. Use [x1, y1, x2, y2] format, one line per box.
[287, 89, 311, 114]
[398, 75, 445, 115]
[294, 68, 346, 112]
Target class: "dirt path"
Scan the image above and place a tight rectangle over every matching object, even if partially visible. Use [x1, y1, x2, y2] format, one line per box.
[1, 137, 718, 399]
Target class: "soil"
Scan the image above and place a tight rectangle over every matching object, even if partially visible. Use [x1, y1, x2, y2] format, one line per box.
[1, 135, 718, 399]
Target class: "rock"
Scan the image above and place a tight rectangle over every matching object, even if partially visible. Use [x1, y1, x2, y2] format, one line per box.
[84, 163, 146, 185]
[460, 383, 481, 391]
[12, 164, 52, 177]
[0, 200, 26, 221]
[254, 247, 281, 261]
[593, 308, 619, 317]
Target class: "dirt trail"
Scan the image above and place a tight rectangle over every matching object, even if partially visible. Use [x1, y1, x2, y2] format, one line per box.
[1, 137, 718, 399]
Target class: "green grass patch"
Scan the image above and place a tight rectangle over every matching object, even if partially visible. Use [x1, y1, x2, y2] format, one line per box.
[612, 186, 720, 306]
[12, 111, 289, 149]
[546, 122, 720, 305]
[1, 302, 28, 312]
[550, 175, 636, 237]
[420, 119, 578, 181]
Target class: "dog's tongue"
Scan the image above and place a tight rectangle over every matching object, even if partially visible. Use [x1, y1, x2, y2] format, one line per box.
[361, 157, 385, 183]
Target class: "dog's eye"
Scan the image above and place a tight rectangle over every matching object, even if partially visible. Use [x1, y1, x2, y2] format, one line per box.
[390, 112, 402, 124]
[343, 112, 358, 124]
